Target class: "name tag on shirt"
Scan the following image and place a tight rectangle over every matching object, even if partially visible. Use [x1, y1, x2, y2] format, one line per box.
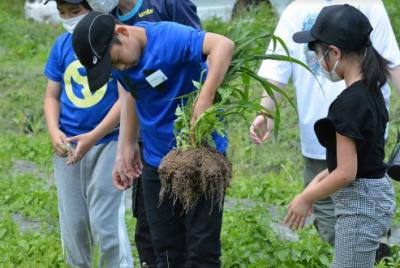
[145, 70, 168, 88]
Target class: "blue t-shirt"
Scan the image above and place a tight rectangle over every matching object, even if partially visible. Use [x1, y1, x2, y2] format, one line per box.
[44, 32, 119, 144]
[114, 22, 228, 167]
[111, 0, 202, 29]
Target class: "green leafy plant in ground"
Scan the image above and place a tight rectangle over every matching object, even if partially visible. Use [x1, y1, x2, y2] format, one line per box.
[221, 207, 333, 268]
[0, 215, 66, 267]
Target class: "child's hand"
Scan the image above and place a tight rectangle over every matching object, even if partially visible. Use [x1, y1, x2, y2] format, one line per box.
[65, 133, 96, 165]
[284, 194, 313, 231]
[112, 143, 142, 191]
[190, 96, 213, 127]
[249, 115, 273, 145]
[51, 130, 69, 157]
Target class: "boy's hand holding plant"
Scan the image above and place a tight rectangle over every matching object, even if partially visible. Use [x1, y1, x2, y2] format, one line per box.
[51, 129, 70, 157]
[190, 95, 214, 127]
[66, 132, 97, 165]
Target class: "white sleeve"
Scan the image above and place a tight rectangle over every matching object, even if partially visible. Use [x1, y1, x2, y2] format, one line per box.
[257, 5, 296, 85]
[366, 1, 400, 69]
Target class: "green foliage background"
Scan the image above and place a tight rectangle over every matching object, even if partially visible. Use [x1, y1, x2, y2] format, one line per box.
[0, 0, 399, 267]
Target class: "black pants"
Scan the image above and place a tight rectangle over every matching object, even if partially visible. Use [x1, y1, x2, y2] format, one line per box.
[132, 142, 157, 267]
[141, 163, 224, 268]
[132, 178, 157, 267]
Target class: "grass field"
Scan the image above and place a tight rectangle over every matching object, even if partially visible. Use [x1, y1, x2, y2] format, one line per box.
[0, 0, 400, 267]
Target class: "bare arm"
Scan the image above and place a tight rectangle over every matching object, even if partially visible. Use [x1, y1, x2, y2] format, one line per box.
[301, 133, 357, 202]
[259, 79, 285, 112]
[191, 32, 235, 125]
[249, 79, 285, 144]
[44, 80, 69, 157]
[117, 85, 140, 153]
[89, 99, 120, 141]
[113, 84, 142, 190]
[305, 168, 329, 189]
[285, 133, 357, 230]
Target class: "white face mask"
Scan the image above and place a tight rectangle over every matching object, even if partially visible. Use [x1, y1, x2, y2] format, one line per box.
[60, 13, 88, 33]
[87, 0, 119, 13]
[318, 50, 342, 82]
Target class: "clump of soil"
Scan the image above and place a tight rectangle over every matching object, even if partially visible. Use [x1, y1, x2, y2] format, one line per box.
[159, 146, 232, 213]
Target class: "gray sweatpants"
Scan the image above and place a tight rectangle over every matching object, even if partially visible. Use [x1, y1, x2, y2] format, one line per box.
[331, 177, 395, 268]
[53, 141, 133, 268]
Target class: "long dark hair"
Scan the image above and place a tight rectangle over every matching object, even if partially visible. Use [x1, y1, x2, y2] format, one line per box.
[310, 42, 390, 92]
[361, 46, 390, 92]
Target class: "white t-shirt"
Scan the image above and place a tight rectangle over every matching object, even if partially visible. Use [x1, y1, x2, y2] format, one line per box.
[258, 0, 400, 159]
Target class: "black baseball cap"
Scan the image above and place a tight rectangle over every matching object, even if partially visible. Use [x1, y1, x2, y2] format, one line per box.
[44, 0, 85, 4]
[293, 4, 372, 50]
[72, 11, 116, 91]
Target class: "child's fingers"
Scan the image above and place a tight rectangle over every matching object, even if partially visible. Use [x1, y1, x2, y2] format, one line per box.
[123, 162, 135, 179]
[289, 215, 298, 230]
[307, 207, 313, 216]
[292, 216, 304, 230]
[60, 135, 69, 145]
[66, 135, 78, 143]
[55, 143, 68, 157]
[261, 131, 270, 142]
[299, 217, 307, 229]
[55, 147, 67, 157]
[284, 210, 294, 225]
[67, 145, 86, 165]
[249, 125, 260, 142]
[137, 159, 143, 170]
[132, 164, 142, 178]
[113, 172, 127, 191]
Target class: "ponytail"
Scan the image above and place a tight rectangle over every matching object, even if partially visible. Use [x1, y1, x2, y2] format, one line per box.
[361, 46, 390, 92]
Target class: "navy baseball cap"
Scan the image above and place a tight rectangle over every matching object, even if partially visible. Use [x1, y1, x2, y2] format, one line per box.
[293, 4, 372, 50]
[72, 11, 116, 91]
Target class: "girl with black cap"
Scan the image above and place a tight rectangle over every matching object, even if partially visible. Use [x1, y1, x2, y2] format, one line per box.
[284, 4, 395, 267]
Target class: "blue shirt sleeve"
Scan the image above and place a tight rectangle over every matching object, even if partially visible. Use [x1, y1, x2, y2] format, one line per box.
[44, 41, 63, 82]
[164, 0, 202, 30]
[160, 23, 206, 64]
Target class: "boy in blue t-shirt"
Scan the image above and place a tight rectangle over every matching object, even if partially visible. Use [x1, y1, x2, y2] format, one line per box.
[87, 1, 202, 266]
[72, 11, 234, 267]
[43, 1, 133, 267]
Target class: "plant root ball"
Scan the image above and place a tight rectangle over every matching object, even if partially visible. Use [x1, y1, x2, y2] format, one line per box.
[159, 146, 232, 213]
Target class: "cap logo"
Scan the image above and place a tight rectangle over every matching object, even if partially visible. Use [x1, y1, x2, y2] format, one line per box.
[92, 56, 98, 65]
[88, 14, 106, 61]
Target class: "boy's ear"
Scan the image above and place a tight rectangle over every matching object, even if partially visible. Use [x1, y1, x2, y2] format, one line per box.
[115, 25, 129, 37]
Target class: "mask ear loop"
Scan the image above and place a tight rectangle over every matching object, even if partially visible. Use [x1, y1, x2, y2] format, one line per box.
[322, 48, 334, 79]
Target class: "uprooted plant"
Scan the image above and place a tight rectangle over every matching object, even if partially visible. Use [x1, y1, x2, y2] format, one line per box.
[158, 16, 313, 213]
